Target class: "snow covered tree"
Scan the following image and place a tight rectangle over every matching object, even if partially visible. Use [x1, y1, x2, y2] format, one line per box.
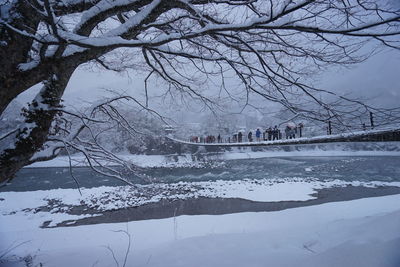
[1, 0, 400, 183]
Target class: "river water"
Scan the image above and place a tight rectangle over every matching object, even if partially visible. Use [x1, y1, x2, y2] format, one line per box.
[2, 156, 400, 192]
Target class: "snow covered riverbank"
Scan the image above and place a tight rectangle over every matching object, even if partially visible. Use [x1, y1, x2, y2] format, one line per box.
[26, 144, 400, 169]
[1, 194, 399, 267]
[1, 178, 400, 228]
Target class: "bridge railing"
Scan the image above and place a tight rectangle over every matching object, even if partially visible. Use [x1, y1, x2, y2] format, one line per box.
[178, 123, 400, 145]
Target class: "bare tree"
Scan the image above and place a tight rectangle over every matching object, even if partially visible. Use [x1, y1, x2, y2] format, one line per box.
[1, 0, 400, 183]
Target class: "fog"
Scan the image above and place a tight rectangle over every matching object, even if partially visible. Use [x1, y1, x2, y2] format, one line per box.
[13, 41, 400, 129]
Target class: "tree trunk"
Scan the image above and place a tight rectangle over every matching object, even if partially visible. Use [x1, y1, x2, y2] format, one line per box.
[0, 67, 75, 184]
[0, 0, 41, 115]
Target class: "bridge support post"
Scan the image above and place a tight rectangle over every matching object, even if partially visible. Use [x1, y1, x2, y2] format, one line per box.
[370, 112, 374, 129]
[328, 121, 332, 135]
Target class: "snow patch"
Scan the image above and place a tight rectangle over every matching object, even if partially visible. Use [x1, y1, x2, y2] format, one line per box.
[1, 178, 399, 230]
[1, 194, 400, 267]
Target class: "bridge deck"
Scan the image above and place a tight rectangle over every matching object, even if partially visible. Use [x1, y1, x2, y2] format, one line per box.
[168, 128, 400, 147]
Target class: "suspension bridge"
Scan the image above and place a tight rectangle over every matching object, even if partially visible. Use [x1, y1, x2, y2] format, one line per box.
[167, 127, 400, 147]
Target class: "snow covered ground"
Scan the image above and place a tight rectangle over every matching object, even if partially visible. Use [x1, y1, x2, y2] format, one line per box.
[1, 194, 399, 267]
[2, 178, 400, 228]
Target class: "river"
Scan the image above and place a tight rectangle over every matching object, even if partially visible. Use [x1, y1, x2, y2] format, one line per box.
[2, 156, 400, 192]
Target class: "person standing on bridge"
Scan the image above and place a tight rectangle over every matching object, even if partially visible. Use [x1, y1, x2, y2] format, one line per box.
[217, 134, 221, 143]
[298, 123, 304, 138]
[256, 128, 261, 142]
[273, 126, 278, 140]
[267, 127, 273, 141]
[248, 131, 253, 142]
[238, 132, 243, 143]
[285, 126, 290, 139]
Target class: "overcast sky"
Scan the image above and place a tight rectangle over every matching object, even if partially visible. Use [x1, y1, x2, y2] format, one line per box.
[15, 46, 399, 126]
[56, 48, 399, 116]
[317, 49, 400, 108]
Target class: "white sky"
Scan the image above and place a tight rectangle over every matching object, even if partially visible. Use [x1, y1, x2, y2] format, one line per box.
[55, 48, 400, 121]
[317, 49, 400, 108]
[15, 42, 400, 126]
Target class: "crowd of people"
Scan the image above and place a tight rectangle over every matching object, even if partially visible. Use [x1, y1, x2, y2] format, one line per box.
[189, 123, 304, 144]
